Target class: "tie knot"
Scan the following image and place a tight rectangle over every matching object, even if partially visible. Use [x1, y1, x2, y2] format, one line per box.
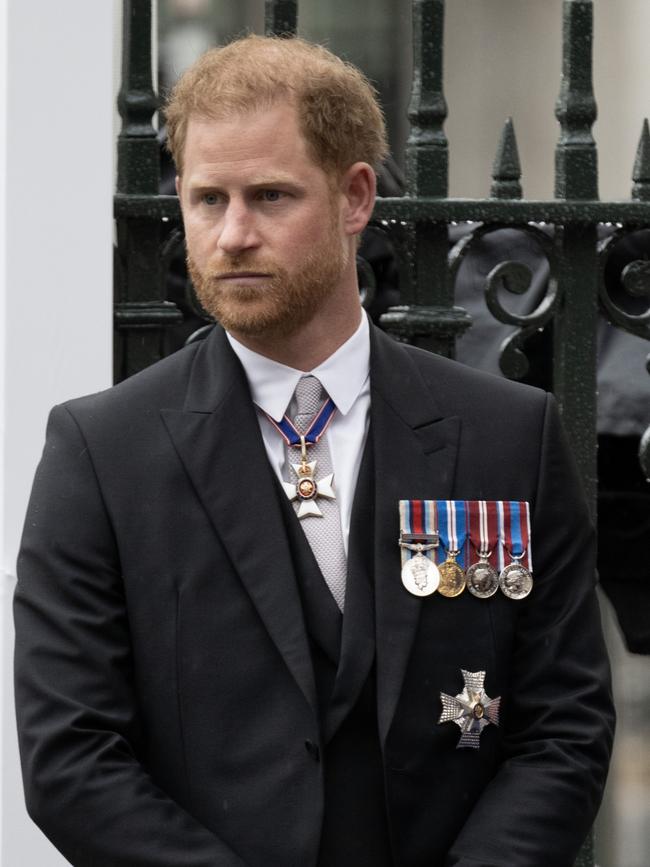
[291, 375, 324, 425]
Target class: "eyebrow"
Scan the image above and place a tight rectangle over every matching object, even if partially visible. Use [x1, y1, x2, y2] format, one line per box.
[186, 173, 302, 190]
[247, 174, 300, 187]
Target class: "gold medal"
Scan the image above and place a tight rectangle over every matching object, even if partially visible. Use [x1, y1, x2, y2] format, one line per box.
[438, 550, 466, 597]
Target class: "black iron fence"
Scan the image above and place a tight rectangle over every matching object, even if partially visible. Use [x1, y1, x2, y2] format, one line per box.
[114, 3, 650, 862]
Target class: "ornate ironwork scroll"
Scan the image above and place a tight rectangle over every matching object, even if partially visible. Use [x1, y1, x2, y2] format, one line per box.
[449, 223, 560, 381]
[598, 225, 650, 479]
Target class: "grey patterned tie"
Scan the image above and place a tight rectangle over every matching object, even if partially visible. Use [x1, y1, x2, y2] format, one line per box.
[285, 375, 347, 611]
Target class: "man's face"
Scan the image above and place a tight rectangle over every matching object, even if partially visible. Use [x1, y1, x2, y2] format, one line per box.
[177, 102, 350, 342]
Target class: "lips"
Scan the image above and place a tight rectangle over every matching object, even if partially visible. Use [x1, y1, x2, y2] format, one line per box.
[213, 271, 274, 284]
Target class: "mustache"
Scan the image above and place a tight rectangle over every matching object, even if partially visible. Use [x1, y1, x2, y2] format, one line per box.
[199, 258, 280, 280]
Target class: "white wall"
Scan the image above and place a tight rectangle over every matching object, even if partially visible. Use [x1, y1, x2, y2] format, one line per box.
[0, 0, 114, 863]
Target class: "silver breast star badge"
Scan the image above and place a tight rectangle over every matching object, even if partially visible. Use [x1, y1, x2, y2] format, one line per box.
[438, 669, 501, 749]
[281, 459, 336, 518]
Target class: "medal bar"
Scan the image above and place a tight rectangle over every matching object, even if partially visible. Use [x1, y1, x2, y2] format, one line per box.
[398, 500, 533, 601]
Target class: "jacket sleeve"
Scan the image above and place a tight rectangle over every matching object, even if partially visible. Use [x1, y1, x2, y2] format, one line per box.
[445, 394, 615, 867]
[14, 404, 249, 867]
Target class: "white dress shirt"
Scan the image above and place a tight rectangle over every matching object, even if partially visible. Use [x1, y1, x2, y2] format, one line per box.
[226, 314, 371, 554]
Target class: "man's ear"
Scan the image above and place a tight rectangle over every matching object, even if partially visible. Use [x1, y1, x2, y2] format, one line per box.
[340, 162, 376, 237]
[175, 175, 182, 197]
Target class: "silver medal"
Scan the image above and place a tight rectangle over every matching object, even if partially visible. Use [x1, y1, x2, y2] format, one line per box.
[401, 551, 440, 597]
[499, 562, 533, 600]
[438, 669, 501, 749]
[466, 556, 499, 599]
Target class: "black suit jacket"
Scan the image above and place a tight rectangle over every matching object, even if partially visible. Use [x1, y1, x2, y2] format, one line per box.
[14, 323, 614, 867]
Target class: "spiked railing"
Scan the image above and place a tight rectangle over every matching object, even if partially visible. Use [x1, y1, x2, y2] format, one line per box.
[490, 117, 522, 201]
[632, 119, 650, 202]
[264, 0, 297, 36]
[114, 0, 182, 382]
[376, 0, 650, 509]
[114, 0, 650, 488]
[552, 0, 600, 510]
[381, 0, 473, 356]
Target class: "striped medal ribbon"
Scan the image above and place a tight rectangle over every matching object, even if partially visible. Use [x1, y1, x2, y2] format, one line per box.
[466, 500, 500, 598]
[437, 500, 468, 598]
[398, 500, 440, 597]
[498, 501, 533, 600]
[265, 396, 337, 449]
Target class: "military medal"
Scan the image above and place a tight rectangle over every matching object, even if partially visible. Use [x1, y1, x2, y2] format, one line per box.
[438, 669, 501, 749]
[466, 500, 499, 598]
[398, 500, 534, 601]
[401, 544, 440, 596]
[438, 554, 465, 597]
[498, 500, 533, 599]
[437, 501, 467, 597]
[499, 561, 533, 599]
[266, 397, 337, 519]
[399, 500, 440, 596]
[281, 439, 336, 518]
[466, 556, 499, 599]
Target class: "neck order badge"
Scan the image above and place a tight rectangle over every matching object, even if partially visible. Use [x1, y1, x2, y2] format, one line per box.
[265, 397, 337, 519]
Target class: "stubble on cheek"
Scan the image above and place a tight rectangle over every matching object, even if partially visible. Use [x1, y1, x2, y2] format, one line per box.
[187, 258, 298, 337]
[186, 232, 347, 340]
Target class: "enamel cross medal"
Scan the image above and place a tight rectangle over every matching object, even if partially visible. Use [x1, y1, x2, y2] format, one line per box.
[265, 396, 338, 519]
[282, 434, 336, 518]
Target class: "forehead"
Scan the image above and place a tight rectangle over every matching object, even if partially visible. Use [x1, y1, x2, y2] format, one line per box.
[181, 103, 326, 185]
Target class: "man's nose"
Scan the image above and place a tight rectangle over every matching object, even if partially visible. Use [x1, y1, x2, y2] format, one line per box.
[216, 202, 260, 255]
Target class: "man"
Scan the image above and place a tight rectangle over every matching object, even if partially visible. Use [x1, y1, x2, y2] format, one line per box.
[15, 35, 614, 867]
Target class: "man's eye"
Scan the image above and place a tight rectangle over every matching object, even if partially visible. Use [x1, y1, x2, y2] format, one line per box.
[201, 193, 220, 206]
[261, 190, 283, 202]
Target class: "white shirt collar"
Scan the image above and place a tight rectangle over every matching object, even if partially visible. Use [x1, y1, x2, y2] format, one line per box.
[226, 312, 370, 421]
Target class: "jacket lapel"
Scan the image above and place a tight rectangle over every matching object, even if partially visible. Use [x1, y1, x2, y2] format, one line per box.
[161, 327, 317, 717]
[369, 326, 461, 744]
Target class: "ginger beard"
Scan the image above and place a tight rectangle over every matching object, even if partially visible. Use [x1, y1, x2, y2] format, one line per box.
[188, 211, 349, 341]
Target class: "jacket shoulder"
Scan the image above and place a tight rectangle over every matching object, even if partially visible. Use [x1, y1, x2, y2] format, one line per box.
[63, 335, 207, 419]
[374, 326, 548, 414]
